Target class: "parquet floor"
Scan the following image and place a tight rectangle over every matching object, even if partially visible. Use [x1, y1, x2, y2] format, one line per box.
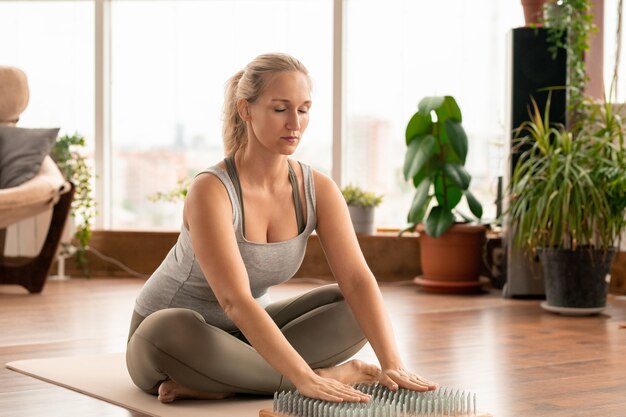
[1, 278, 625, 417]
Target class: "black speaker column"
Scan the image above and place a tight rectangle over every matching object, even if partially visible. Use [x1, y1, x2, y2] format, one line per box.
[502, 27, 567, 298]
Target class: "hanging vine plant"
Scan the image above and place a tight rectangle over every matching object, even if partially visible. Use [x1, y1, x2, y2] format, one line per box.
[543, 0, 597, 130]
[51, 133, 96, 275]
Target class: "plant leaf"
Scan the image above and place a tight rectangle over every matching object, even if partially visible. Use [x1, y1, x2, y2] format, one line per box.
[444, 119, 468, 163]
[408, 179, 432, 224]
[464, 190, 483, 219]
[434, 175, 462, 209]
[442, 163, 470, 190]
[403, 134, 436, 180]
[398, 223, 417, 236]
[405, 111, 432, 145]
[418, 96, 445, 115]
[435, 96, 462, 123]
[425, 206, 455, 237]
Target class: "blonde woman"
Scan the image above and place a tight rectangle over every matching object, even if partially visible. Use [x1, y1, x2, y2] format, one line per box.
[126, 53, 437, 404]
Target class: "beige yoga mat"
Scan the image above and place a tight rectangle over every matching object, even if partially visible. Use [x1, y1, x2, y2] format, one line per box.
[6, 352, 272, 417]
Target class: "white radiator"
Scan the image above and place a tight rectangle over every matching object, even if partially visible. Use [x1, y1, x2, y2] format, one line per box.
[3, 209, 53, 257]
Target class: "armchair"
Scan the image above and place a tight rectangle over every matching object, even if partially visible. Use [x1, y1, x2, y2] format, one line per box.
[0, 66, 75, 293]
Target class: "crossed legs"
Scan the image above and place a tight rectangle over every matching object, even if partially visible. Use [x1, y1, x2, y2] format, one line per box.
[126, 284, 374, 401]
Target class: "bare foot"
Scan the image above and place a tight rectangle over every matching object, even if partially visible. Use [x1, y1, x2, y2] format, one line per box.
[157, 380, 234, 403]
[315, 359, 380, 385]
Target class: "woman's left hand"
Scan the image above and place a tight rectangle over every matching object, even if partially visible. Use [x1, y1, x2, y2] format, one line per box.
[379, 367, 438, 392]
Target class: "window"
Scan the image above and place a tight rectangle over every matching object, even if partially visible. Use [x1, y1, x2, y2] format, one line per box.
[344, 0, 524, 228]
[109, 0, 332, 229]
[4, 1, 622, 232]
[0, 1, 94, 144]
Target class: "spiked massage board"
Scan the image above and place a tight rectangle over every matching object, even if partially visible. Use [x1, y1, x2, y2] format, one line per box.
[259, 384, 493, 417]
[260, 410, 493, 417]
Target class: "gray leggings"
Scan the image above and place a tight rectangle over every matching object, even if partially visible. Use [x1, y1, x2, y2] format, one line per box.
[126, 284, 367, 395]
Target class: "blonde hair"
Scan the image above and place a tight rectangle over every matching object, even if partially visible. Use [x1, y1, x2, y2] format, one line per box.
[222, 53, 311, 156]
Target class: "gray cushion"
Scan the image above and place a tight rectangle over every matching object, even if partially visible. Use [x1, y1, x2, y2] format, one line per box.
[0, 126, 60, 189]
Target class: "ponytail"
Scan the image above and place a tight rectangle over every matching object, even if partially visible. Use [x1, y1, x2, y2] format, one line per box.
[222, 70, 246, 156]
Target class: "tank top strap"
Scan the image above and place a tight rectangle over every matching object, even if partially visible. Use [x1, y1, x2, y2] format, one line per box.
[224, 156, 246, 235]
[223, 156, 306, 237]
[288, 161, 306, 234]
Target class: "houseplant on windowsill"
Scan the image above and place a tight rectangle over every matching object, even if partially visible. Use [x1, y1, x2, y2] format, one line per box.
[341, 184, 383, 234]
[401, 96, 485, 293]
[508, 95, 626, 314]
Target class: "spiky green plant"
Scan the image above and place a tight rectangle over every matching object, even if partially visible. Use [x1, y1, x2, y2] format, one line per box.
[508, 96, 626, 252]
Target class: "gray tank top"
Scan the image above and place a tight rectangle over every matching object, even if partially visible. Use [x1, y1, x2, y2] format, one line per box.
[134, 160, 317, 332]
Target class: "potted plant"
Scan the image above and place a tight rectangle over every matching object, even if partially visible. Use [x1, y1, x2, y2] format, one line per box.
[508, 95, 626, 314]
[51, 133, 96, 275]
[402, 96, 485, 292]
[341, 184, 383, 234]
[507, 0, 626, 313]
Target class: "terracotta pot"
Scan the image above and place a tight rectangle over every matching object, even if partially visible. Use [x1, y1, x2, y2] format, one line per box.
[417, 223, 487, 281]
[520, 0, 548, 26]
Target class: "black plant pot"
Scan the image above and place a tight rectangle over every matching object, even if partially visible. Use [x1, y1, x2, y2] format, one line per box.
[537, 247, 615, 309]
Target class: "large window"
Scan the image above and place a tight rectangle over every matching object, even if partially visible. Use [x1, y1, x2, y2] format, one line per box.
[2, 1, 623, 232]
[344, 0, 524, 227]
[0, 1, 94, 144]
[110, 0, 332, 229]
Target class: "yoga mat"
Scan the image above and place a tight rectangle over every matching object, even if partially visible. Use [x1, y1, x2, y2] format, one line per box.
[6, 353, 272, 417]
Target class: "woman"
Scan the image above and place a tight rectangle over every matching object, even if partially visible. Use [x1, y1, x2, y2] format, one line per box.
[126, 53, 437, 404]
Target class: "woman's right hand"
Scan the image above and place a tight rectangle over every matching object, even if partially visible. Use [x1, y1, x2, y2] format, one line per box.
[295, 373, 371, 403]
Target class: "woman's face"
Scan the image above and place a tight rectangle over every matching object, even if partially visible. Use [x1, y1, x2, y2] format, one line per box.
[244, 71, 312, 156]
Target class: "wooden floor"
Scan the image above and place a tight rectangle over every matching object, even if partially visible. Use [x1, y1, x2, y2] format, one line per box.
[1, 278, 625, 417]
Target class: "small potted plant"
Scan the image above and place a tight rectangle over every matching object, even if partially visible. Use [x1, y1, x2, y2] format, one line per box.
[508, 95, 626, 314]
[341, 184, 383, 234]
[402, 96, 485, 292]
